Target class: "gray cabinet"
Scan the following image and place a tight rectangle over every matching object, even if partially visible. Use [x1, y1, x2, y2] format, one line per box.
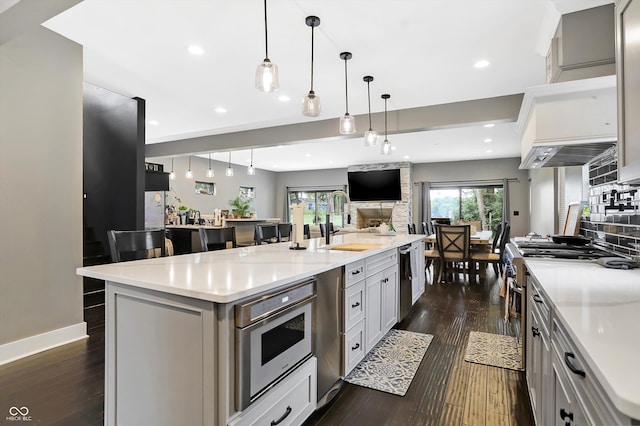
[616, 0, 640, 183]
[364, 249, 398, 353]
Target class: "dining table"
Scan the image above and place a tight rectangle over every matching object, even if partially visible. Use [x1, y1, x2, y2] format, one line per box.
[424, 230, 493, 282]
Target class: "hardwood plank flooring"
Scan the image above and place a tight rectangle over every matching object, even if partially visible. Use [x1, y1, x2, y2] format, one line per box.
[0, 269, 533, 426]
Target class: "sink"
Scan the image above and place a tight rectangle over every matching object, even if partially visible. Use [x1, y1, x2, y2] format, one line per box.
[328, 243, 383, 252]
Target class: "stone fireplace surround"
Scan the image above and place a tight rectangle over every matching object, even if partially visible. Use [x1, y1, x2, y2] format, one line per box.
[347, 162, 412, 233]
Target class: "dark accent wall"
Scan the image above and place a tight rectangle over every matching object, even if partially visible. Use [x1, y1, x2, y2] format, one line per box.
[83, 83, 145, 256]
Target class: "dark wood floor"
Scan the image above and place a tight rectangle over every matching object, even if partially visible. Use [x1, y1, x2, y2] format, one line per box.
[0, 269, 533, 426]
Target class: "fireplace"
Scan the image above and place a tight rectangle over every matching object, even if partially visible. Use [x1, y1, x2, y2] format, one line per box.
[355, 208, 393, 229]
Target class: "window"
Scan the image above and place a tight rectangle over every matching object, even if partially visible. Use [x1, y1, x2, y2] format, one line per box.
[430, 186, 503, 231]
[195, 181, 216, 195]
[288, 190, 345, 227]
[239, 186, 255, 199]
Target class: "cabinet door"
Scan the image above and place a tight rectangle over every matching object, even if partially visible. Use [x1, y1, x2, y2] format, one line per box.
[617, 0, 640, 183]
[529, 308, 543, 424]
[540, 322, 553, 426]
[382, 266, 398, 333]
[552, 350, 587, 426]
[411, 242, 425, 304]
[365, 271, 383, 353]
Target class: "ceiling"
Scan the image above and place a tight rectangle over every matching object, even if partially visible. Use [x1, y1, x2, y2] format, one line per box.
[42, 0, 613, 172]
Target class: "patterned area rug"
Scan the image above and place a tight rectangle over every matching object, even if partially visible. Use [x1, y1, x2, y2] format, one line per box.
[464, 331, 524, 371]
[344, 329, 434, 396]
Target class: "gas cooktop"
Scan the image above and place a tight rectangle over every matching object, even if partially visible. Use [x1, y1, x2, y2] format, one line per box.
[514, 241, 619, 259]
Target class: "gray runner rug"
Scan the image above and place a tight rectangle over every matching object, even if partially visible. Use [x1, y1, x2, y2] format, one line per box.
[464, 331, 524, 371]
[344, 329, 434, 396]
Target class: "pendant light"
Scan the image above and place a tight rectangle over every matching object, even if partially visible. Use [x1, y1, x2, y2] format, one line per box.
[206, 153, 214, 178]
[247, 149, 256, 175]
[381, 94, 392, 155]
[185, 156, 194, 178]
[363, 75, 378, 146]
[169, 157, 176, 180]
[225, 152, 234, 177]
[302, 16, 321, 117]
[339, 52, 355, 134]
[255, 0, 279, 92]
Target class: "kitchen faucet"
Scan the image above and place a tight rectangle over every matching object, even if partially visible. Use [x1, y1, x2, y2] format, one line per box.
[326, 190, 351, 244]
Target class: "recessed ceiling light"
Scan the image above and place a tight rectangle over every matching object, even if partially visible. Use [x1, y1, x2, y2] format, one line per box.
[483, 138, 492, 143]
[215, 107, 227, 113]
[473, 60, 490, 68]
[305, 153, 311, 157]
[486, 149, 493, 153]
[188, 45, 205, 55]
[403, 155, 410, 159]
[391, 146, 397, 151]
[273, 165, 279, 168]
[148, 120, 159, 125]
[278, 95, 291, 102]
[277, 145, 284, 148]
[483, 123, 495, 128]
[328, 160, 334, 165]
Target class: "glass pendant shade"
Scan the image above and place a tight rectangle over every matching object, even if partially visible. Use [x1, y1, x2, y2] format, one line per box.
[381, 139, 391, 155]
[339, 113, 356, 134]
[255, 59, 279, 92]
[169, 170, 176, 180]
[247, 165, 256, 175]
[225, 167, 234, 177]
[206, 153, 214, 177]
[302, 91, 321, 117]
[185, 156, 194, 179]
[364, 129, 378, 146]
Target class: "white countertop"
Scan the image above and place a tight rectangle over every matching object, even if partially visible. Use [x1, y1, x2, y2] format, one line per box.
[524, 258, 640, 419]
[77, 233, 422, 304]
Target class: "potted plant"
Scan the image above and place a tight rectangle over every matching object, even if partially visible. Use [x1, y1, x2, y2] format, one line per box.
[229, 197, 253, 219]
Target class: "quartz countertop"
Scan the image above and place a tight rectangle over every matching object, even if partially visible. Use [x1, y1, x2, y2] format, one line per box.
[77, 233, 422, 304]
[524, 258, 640, 419]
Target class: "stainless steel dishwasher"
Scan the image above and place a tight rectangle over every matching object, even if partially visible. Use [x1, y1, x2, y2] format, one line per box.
[315, 266, 343, 408]
[398, 244, 415, 321]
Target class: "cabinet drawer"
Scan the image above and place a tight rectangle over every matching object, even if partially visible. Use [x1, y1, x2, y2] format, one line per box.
[229, 357, 317, 426]
[342, 319, 365, 376]
[529, 278, 550, 333]
[344, 259, 365, 288]
[366, 249, 397, 276]
[343, 281, 365, 332]
[551, 319, 631, 426]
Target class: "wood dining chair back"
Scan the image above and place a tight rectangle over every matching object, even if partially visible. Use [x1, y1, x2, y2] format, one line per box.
[435, 224, 471, 283]
[278, 223, 293, 242]
[471, 222, 510, 276]
[255, 224, 281, 245]
[107, 229, 166, 263]
[198, 227, 237, 252]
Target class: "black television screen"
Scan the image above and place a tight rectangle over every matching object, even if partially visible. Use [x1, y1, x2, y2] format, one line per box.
[347, 169, 402, 201]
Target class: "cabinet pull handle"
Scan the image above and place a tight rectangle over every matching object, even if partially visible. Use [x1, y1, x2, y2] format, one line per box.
[351, 343, 360, 351]
[351, 301, 360, 308]
[564, 352, 586, 378]
[532, 294, 543, 303]
[559, 408, 574, 421]
[531, 326, 540, 337]
[271, 406, 292, 426]
[351, 270, 361, 275]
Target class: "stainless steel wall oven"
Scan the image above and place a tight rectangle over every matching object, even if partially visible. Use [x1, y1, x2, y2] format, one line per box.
[234, 278, 316, 410]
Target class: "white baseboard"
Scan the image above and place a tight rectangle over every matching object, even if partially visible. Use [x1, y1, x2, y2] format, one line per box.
[0, 322, 88, 366]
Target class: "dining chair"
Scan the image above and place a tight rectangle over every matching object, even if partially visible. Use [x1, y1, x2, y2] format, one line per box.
[198, 227, 237, 252]
[107, 229, 167, 262]
[319, 222, 334, 238]
[255, 224, 281, 245]
[278, 223, 293, 242]
[421, 221, 428, 235]
[407, 223, 416, 234]
[470, 222, 510, 277]
[434, 224, 471, 283]
[303, 224, 311, 240]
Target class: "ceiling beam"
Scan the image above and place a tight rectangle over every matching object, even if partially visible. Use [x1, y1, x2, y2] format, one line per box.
[145, 93, 524, 158]
[0, 0, 83, 46]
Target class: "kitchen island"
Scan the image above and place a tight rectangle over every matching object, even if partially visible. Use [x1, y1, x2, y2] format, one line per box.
[77, 233, 424, 426]
[524, 258, 640, 424]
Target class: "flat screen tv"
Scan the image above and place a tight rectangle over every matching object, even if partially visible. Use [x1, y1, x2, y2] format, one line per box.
[347, 169, 402, 201]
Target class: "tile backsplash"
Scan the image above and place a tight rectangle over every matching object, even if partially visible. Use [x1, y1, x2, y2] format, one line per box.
[581, 149, 640, 258]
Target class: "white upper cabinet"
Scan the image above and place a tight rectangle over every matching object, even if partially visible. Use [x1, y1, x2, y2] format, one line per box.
[616, 0, 640, 183]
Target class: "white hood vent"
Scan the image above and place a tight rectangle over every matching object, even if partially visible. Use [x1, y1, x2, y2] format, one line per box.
[517, 75, 616, 169]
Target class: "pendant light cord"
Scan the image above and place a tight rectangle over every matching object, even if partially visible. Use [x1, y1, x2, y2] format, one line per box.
[384, 98, 388, 138]
[367, 81, 372, 130]
[208, 153, 211, 168]
[263, 0, 269, 59]
[344, 59, 349, 113]
[250, 149, 254, 166]
[310, 24, 315, 92]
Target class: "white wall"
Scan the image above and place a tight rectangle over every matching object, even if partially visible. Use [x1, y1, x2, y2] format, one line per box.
[529, 167, 558, 236]
[413, 158, 530, 238]
[155, 156, 277, 218]
[0, 27, 84, 348]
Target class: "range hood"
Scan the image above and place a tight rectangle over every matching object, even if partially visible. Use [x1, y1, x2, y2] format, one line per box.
[517, 75, 616, 169]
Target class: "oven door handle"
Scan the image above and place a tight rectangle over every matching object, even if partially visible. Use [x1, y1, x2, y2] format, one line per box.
[237, 295, 316, 333]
